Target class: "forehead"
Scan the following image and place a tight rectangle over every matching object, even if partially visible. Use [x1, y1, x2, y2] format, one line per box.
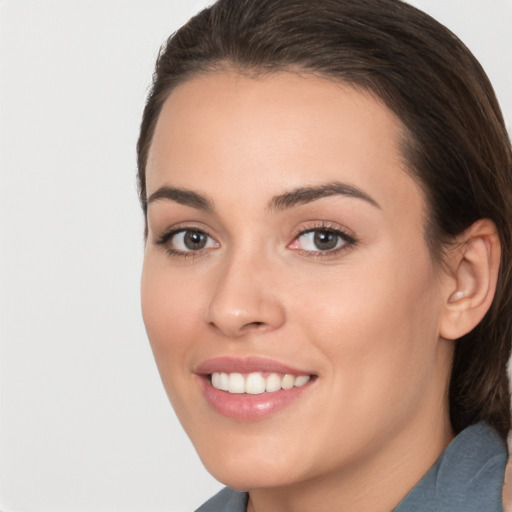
[146, 70, 425, 223]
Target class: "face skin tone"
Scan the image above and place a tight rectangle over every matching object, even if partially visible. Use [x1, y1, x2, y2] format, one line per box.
[141, 71, 457, 512]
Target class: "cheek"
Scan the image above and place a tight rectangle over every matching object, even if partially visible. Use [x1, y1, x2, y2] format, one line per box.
[295, 244, 443, 409]
[140, 256, 204, 394]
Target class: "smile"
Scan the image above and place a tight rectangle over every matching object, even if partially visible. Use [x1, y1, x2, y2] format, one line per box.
[196, 357, 316, 420]
[211, 371, 311, 395]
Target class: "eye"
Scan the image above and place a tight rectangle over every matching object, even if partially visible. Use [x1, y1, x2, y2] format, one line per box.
[157, 228, 219, 256]
[289, 227, 355, 255]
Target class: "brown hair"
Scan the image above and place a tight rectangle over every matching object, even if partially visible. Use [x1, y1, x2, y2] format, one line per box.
[137, 0, 512, 439]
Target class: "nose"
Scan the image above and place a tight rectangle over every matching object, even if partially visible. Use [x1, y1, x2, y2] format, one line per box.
[206, 252, 286, 338]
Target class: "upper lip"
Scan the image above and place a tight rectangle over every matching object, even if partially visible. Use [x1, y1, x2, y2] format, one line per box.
[195, 356, 314, 376]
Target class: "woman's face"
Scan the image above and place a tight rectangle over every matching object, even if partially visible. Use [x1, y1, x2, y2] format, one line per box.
[141, 71, 453, 491]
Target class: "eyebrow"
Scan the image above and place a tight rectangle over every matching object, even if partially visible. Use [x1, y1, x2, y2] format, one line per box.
[147, 186, 214, 212]
[146, 181, 380, 213]
[269, 182, 381, 211]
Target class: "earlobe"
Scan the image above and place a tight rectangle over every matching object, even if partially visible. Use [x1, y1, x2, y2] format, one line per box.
[439, 219, 501, 341]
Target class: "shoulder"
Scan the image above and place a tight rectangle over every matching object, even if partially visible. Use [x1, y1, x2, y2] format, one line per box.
[436, 423, 506, 509]
[195, 488, 248, 512]
[395, 423, 507, 512]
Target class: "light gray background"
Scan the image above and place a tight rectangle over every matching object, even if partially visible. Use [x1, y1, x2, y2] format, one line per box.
[0, 1, 511, 511]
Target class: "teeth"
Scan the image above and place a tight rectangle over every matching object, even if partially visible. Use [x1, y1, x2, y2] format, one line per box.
[228, 373, 245, 394]
[294, 375, 310, 387]
[211, 372, 228, 391]
[281, 374, 295, 390]
[245, 373, 266, 394]
[211, 372, 311, 395]
[265, 373, 282, 393]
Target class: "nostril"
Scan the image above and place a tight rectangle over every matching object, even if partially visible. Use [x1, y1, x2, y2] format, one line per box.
[239, 321, 266, 333]
[208, 320, 266, 335]
[247, 321, 267, 329]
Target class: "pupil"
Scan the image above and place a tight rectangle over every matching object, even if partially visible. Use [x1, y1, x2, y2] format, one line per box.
[314, 230, 338, 250]
[184, 231, 207, 250]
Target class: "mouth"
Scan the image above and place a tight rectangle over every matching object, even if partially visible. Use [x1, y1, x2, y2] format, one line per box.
[195, 357, 317, 420]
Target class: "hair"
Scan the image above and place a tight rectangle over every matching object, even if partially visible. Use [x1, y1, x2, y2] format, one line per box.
[137, 0, 512, 439]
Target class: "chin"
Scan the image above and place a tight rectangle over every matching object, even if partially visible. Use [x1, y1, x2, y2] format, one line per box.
[203, 458, 299, 492]
[191, 430, 307, 491]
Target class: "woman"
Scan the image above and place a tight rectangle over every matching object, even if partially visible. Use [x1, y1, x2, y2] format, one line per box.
[137, 0, 512, 510]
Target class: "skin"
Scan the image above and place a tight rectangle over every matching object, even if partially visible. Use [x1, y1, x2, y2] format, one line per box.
[141, 71, 458, 512]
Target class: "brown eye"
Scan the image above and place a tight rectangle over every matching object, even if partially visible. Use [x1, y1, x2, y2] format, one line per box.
[313, 230, 339, 251]
[183, 230, 209, 250]
[290, 228, 355, 254]
[161, 229, 219, 254]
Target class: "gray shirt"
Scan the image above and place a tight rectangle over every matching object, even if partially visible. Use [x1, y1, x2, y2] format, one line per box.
[195, 423, 506, 512]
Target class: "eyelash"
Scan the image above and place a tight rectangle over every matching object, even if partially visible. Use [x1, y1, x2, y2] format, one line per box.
[156, 227, 218, 259]
[155, 222, 357, 259]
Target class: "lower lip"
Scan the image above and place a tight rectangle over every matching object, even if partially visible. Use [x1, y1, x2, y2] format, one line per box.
[199, 376, 313, 420]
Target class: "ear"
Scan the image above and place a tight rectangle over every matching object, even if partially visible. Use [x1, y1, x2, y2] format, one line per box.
[439, 219, 501, 340]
